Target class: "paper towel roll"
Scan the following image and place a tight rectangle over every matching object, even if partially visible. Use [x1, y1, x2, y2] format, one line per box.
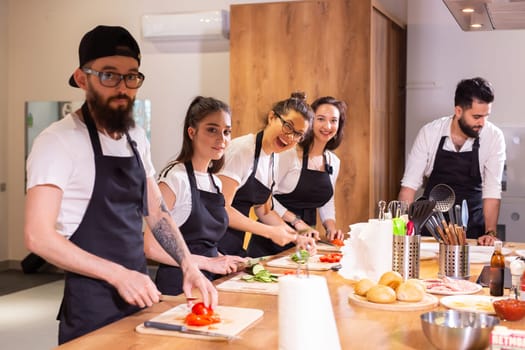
[278, 275, 341, 350]
[338, 219, 393, 281]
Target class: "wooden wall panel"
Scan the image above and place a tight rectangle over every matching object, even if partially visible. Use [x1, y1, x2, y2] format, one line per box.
[230, 0, 405, 229]
[371, 8, 407, 213]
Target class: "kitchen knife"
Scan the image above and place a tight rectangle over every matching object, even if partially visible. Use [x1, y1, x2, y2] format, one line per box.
[461, 199, 469, 230]
[317, 239, 337, 246]
[143, 321, 238, 341]
[448, 207, 455, 225]
[454, 204, 462, 227]
[236, 255, 272, 270]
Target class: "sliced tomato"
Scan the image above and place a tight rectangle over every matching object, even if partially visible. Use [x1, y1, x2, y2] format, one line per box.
[320, 253, 342, 263]
[185, 313, 211, 326]
[191, 302, 213, 316]
[185, 312, 221, 326]
[330, 239, 344, 247]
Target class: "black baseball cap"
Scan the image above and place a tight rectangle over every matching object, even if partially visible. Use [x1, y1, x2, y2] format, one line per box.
[69, 25, 141, 87]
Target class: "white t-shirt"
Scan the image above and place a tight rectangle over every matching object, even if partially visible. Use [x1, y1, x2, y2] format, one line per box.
[158, 162, 223, 226]
[218, 133, 276, 189]
[273, 147, 340, 222]
[26, 112, 155, 238]
[401, 115, 506, 199]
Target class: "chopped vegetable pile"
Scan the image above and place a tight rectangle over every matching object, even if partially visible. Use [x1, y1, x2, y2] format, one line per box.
[319, 252, 343, 263]
[184, 302, 221, 326]
[241, 263, 279, 283]
[291, 249, 310, 264]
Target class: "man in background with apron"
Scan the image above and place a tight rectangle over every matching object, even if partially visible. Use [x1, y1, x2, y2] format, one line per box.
[24, 25, 217, 344]
[398, 77, 506, 246]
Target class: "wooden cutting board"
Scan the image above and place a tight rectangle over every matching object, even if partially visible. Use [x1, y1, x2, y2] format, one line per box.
[135, 304, 263, 340]
[348, 292, 439, 311]
[266, 254, 340, 271]
[216, 272, 279, 295]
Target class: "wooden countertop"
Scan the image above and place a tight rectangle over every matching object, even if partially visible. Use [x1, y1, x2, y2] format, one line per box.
[54, 241, 525, 349]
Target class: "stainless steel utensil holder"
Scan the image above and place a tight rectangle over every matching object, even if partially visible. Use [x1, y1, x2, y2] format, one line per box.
[438, 244, 470, 279]
[392, 235, 420, 279]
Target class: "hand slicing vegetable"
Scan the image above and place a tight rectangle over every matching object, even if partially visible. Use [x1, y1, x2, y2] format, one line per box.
[185, 302, 221, 326]
[241, 263, 279, 283]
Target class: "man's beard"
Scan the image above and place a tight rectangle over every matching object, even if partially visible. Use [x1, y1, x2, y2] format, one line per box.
[86, 88, 135, 134]
[458, 113, 481, 138]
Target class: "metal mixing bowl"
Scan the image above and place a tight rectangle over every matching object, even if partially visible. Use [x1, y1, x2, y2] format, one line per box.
[420, 310, 499, 350]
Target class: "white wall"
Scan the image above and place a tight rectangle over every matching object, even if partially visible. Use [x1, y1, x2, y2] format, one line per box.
[406, 0, 525, 145]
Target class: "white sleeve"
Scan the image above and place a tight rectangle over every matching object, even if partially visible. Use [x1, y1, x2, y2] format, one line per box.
[26, 130, 74, 191]
[134, 128, 156, 178]
[219, 135, 254, 186]
[158, 164, 192, 223]
[400, 123, 436, 190]
[482, 127, 506, 199]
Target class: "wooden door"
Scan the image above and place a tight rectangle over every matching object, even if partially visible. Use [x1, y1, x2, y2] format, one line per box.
[370, 8, 407, 214]
[230, 0, 406, 229]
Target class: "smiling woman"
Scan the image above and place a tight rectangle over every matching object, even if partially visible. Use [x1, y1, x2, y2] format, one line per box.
[216, 92, 317, 259]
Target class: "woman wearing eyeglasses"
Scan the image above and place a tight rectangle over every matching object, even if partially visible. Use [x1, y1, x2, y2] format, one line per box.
[263, 96, 347, 255]
[217, 92, 317, 258]
[143, 96, 247, 296]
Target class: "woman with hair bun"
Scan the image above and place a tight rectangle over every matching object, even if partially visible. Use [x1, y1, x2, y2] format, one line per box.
[218, 92, 317, 258]
[256, 96, 347, 256]
[144, 96, 246, 296]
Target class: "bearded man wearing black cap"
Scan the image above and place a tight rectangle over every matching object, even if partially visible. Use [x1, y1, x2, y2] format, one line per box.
[24, 25, 219, 344]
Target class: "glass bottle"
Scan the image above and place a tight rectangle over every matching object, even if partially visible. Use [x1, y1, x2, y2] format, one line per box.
[489, 240, 505, 296]
[521, 265, 525, 301]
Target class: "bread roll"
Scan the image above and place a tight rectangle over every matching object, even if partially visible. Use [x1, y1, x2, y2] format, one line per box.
[366, 285, 396, 304]
[378, 271, 403, 290]
[354, 279, 375, 296]
[396, 281, 425, 302]
[406, 278, 426, 292]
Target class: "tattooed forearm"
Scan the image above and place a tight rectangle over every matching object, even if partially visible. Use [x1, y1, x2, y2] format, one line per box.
[151, 217, 186, 265]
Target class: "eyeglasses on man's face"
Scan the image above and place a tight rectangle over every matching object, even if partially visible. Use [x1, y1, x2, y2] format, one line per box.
[273, 111, 305, 142]
[82, 68, 145, 89]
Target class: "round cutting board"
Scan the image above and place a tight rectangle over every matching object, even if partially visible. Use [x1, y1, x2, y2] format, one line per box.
[348, 292, 439, 311]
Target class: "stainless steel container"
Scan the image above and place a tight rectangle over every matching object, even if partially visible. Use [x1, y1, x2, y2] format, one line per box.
[438, 243, 470, 279]
[392, 235, 420, 279]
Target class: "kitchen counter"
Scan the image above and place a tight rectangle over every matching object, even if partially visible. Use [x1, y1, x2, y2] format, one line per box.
[54, 241, 525, 349]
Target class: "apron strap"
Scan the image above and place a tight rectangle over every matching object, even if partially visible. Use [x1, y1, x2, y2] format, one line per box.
[471, 137, 480, 177]
[81, 103, 103, 157]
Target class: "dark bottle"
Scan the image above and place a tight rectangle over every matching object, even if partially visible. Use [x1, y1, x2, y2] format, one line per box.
[489, 240, 505, 296]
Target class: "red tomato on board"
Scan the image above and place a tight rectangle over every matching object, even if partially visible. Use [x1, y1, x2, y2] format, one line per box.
[319, 253, 342, 263]
[330, 239, 344, 247]
[185, 303, 221, 326]
[191, 302, 213, 316]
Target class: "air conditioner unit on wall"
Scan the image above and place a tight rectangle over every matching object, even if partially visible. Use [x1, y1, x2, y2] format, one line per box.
[142, 10, 230, 41]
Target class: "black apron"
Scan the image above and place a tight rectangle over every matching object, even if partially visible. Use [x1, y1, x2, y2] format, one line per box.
[155, 162, 229, 295]
[218, 132, 273, 257]
[248, 148, 334, 256]
[423, 136, 484, 239]
[58, 103, 148, 344]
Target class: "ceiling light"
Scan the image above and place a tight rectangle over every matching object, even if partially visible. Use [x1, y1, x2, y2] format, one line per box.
[470, 23, 483, 28]
[462, 8, 475, 13]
